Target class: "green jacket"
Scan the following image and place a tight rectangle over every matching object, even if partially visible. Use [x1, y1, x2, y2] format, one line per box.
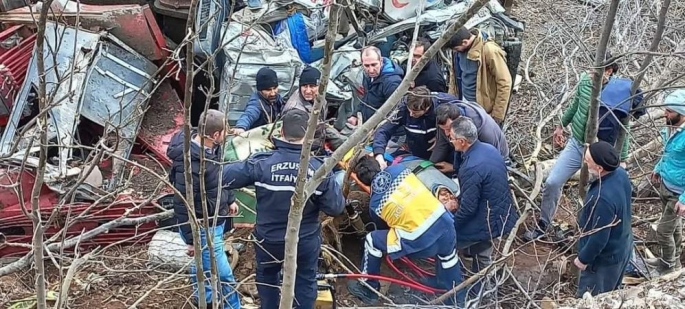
[561, 73, 630, 160]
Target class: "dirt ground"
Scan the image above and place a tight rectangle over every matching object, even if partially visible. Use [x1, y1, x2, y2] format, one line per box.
[2, 0, 680, 307]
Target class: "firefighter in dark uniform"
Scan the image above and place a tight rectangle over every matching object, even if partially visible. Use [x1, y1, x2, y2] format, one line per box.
[222, 109, 345, 309]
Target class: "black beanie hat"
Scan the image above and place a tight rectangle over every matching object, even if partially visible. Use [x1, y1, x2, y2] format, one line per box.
[299, 66, 321, 87]
[256, 67, 278, 91]
[589, 141, 620, 172]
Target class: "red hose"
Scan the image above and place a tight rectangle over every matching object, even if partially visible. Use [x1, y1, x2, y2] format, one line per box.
[399, 257, 436, 277]
[385, 256, 445, 293]
[331, 273, 438, 294]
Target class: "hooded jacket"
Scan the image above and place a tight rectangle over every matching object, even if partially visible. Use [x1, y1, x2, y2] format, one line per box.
[235, 92, 285, 130]
[451, 30, 512, 122]
[414, 59, 447, 93]
[562, 73, 642, 160]
[221, 138, 345, 242]
[373, 92, 458, 160]
[167, 129, 235, 245]
[654, 122, 685, 204]
[429, 100, 509, 164]
[355, 57, 404, 122]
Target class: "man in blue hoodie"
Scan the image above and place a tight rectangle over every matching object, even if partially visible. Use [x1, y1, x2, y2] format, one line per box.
[574, 141, 632, 297]
[222, 109, 345, 309]
[372, 86, 456, 168]
[347, 46, 404, 125]
[166, 109, 241, 309]
[231, 67, 285, 134]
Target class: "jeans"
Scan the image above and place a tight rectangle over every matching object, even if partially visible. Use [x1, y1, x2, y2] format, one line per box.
[360, 229, 465, 305]
[656, 185, 683, 267]
[576, 260, 629, 297]
[181, 224, 241, 309]
[540, 137, 585, 226]
[254, 233, 321, 309]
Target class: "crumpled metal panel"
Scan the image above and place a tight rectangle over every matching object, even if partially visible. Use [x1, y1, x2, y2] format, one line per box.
[367, 0, 500, 43]
[355, 0, 444, 23]
[0, 22, 100, 176]
[219, 21, 303, 126]
[80, 40, 158, 158]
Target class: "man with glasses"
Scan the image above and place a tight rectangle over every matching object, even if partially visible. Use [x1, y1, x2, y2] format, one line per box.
[371, 86, 455, 168]
[347, 46, 404, 125]
[448, 117, 517, 296]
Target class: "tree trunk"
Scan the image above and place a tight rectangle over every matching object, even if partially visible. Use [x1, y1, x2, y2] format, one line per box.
[613, 0, 671, 154]
[182, 0, 208, 306]
[278, 3, 342, 309]
[302, 0, 493, 201]
[578, 0, 621, 199]
[31, 1, 54, 308]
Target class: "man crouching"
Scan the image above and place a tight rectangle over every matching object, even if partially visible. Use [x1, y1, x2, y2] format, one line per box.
[347, 156, 465, 305]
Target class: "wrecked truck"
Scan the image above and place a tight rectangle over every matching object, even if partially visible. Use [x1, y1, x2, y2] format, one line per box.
[188, 0, 523, 131]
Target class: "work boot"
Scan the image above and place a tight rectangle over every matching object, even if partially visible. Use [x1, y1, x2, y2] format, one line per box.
[522, 227, 545, 242]
[645, 258, 678, 275]
[347, 280, 378, 304]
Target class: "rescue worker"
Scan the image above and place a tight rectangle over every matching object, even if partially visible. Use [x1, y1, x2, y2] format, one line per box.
[347, 46, 404, 125]
[445, 26, 512, 126]
[232, 67, 285, 134]
[167, 109, 241, 309]
[372, 86, 455, 168]
[430, 101, 509, 175]
[346, 156, 464, 305]
[523, 53, 645, 242]
[409, 38, 447, 93]
[646, 89, 685, 274]
[448, 117, 517, 293]
[575, 141, 633, 297]
[222, 109, 345, 309]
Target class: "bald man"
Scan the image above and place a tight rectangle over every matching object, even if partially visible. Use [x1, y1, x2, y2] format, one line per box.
[347, 46, 404, 125]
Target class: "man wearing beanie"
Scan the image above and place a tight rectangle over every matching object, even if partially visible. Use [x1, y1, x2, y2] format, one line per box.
[646, 88, 685, 275]
[233, 67, 285, 134]
[574, 141, 632, 297]
[284, 66, 348, 186]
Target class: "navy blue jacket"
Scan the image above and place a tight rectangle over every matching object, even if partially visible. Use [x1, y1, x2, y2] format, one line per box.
[222, 138, 345, 242]
[414, 60, 447, 93]
[577, 168, 633, 267]
[167, 129, 235, 245]
[355, 57, 404, 121]
[235, 92, 285, 130]
[373, 92, 458, 160]
[454, 141, 517, 243]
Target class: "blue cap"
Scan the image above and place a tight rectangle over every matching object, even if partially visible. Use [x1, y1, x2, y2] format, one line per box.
[665, 89, 685, 115]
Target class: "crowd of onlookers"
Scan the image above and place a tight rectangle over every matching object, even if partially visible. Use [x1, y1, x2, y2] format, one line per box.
[165, 23, 685, 309]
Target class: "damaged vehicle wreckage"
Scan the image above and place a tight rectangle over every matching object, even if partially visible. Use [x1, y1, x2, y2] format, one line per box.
[0, 0, 528, 307]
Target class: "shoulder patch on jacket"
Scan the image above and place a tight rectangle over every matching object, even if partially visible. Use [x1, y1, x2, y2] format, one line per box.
[372, 171, 393, 194]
